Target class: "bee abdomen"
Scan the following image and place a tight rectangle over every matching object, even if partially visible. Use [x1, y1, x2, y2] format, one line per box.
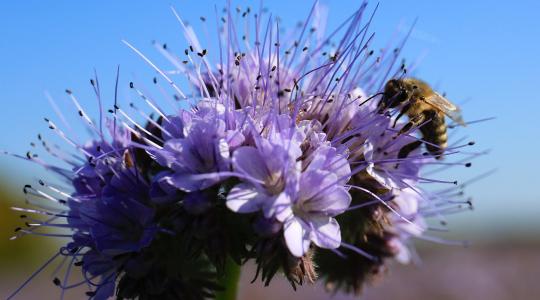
[420, 112, 448, 159]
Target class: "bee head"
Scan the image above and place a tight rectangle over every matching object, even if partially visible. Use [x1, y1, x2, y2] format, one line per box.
[378, 79, 410, 113]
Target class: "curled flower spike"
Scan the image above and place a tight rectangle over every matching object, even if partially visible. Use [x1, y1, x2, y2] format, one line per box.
[5, 1, 487, 299]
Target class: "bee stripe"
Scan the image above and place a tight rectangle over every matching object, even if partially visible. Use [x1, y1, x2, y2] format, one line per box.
[434, 124, 446, 134]
[439, 133, 448, 143]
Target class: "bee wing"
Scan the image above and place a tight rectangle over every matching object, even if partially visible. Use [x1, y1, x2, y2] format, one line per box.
[424, 92, 466, 127]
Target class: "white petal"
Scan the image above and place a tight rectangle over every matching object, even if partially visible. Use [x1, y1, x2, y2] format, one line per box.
[226, 183, 264, 213]
[283, 218, 310, 257]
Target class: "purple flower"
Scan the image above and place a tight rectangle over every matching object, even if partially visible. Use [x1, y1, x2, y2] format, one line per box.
[282, 165, 352, 257]
[226, 115, 352, 257]
[6, 1, 482, 298]
[154, 101, 244, 192]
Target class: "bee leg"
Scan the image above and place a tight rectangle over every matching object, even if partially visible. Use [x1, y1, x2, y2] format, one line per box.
[397, 113, 426, 136]
[392, 103, 412, 128]
[395, 140, 423, 168]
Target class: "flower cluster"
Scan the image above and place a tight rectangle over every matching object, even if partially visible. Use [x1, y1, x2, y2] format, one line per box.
[6, 2, 478, 299]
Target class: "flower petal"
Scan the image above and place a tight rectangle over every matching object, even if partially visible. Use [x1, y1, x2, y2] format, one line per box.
[298, 170, 337, 203]
[232, 146, 269, 182]
[311, 217, 341, 249]
[226, 183, 265, 213]
[283, 218, 311, 257]
[304, 186, 352, 216]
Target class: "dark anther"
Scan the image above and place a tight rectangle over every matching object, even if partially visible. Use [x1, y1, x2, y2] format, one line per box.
[129, 82, 134, 88]
[53, 278, 61, 286]
[153, 77, 157, 84]
[90, 79, 95, 86]
[65, 89, 72, 95]
[302, 46, 308, 51]
[184, 49, 189, 55]
[39, 179, 44, 186]
[74, 261, 83, 267]
[189, 45, 194, 52]
[453, 181, 458, 185]
[465, 163, 472, 167]
[163, 43, 167, 49]
[20, 215, 27, 219]
[86, 291, 96, 297]
[78, 110, 83, 117]
[59, 199, 67, 204]
[200, 16, 206, 21]
[368, 50, 374, 55]
[14, 227, 22, 232]
[468, 141, 475, 146]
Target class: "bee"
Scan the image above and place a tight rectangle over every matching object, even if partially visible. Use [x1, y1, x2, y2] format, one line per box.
[378, 78, 466, 160]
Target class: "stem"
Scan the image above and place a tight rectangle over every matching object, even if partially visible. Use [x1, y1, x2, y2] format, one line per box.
[215, 258, 241, 300]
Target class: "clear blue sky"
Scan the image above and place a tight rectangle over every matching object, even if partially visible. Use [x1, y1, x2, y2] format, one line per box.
[0, 0, 538, 236]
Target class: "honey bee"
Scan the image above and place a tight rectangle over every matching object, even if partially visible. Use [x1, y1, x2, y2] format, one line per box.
[378, 78, 465, 160]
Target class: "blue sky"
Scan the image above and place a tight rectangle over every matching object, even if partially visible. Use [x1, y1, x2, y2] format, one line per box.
[0, 0, 538, 235]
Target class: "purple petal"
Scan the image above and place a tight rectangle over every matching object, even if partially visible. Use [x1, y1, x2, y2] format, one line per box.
[232, 146, 269, 182]
[303, 186, 351, 216]
[298, 170, 338, 202]
[169, 172, 223, 192]
[311, 217, 341, 249]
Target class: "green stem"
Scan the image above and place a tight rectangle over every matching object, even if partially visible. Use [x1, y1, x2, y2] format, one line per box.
[215, 258, 241, 300]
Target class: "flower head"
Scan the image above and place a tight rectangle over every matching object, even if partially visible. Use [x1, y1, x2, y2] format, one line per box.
[6, 2, 482, 299]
